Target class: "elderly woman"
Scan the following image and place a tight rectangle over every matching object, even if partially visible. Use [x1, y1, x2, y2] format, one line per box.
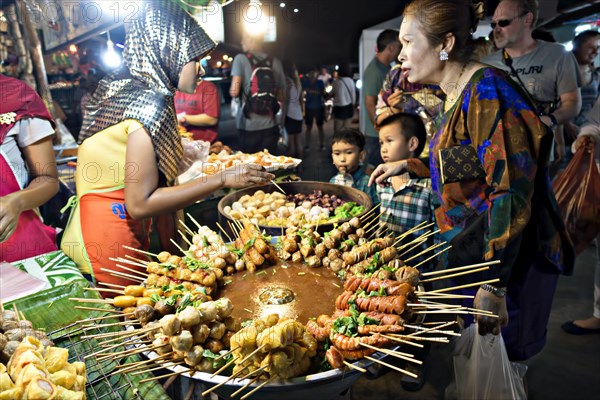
[370, 0, 573, 361]
[61, 1, 273, 287]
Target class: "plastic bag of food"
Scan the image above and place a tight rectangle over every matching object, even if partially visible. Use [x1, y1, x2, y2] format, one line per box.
[453, 324, 527, 400]
[553, 136, 600, 254]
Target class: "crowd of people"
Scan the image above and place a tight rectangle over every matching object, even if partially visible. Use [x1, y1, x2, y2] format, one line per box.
[1, 0, 599, 395]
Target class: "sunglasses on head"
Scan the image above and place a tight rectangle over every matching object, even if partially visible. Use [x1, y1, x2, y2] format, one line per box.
[491, 11, 529, 29]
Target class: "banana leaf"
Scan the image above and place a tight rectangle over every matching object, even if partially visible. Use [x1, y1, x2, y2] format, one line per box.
[4, 281, 171, 400]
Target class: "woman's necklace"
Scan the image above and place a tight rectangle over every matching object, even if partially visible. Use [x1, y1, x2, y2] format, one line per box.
[444, 61, 471, 112]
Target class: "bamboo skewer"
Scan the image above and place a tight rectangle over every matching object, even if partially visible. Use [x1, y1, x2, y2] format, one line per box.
[131, 361, 186, 375]
[359, 343, 422, 365]
[114, 263, 148, 277]
[101, 269, 145, 283]
[231, 374, 263, 398]
[97, 282, 127, 289]
[76, 313, 132, 324]
[240, 376, 276, 400]
[85, 338, 148, 360]
[427, 278, 500, 294]
[210, 355, 239, 378]
[201, 368, 246, 397]
[170, 238, 188, 256]
[74, 306, 122, 314]
[405, 321, 457, 337]
[384, 334, 450, 343]
[95, 330, 152, 348]
[270, 180, 286, 195]
[419, 266, 490, 283]
[70, 298, 114, 304]
[178, 230, 193, 247]
[236, 344, 266, 367]
[82, 320, 139, 331]
[186, 212, 203, 230]
[369, 333, 424, 348]
[397, 235, 429, 257]
[403, 241, 448, 263]
[122, 245, 158, 259]
[113, 354, 171, 374]
[216, 222, 233, 243]
[214, 346, 240, 362]
[364, 356, 419, 379]
[343, 360, 367, 373]
[393, 221, 435, 246]
[81, 325, 158, 340]
[420, 260, 501, 277]
[179, 219, 195, 237]
[109, 257, 147, 269]
[237, 365, 267, 382]
[228, 221, 240, 238]
[139, 367, 191, 384]
[124, 255, 150, 266]
[413, 245, 452, 269]
[85, 287, 123, 295]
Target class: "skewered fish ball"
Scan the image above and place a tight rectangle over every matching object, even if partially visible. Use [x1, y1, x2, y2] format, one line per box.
[208, 322, 226, 340]
[152, 334, 172, 355]
[184, 345, 204, 366]
[198, 302, 218, 322]
[215, 298, 234, 318]
[192, 324, 210, 344]
[205, 338, 224, 354]
[160, 315, 181, 337]
[171, 330, 193, 352]
[179, 306, 201, 329]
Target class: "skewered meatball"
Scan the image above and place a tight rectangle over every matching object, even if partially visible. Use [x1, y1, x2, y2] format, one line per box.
[179, 306, 201, 329]
[134, 304, 156, 326]
[152, 334, 172, 355]
[171, 330, 194, 352]
[205, 338, 224, 354]
[198, 302, 218, 322]
[192, 324, 210, 344]
[160, 314, 181, 336]
[395, 266, 420, 287]
[209, 322, 226, 340]
[184, 345, 204, 366]
[215, 298, 233, 318]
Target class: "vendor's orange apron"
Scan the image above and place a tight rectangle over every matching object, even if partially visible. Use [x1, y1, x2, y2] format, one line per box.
[63, 187, 151, 287]
[0, 156, 57, 262]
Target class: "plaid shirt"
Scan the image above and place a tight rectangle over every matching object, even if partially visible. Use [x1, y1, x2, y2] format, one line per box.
[376, 174, 438, 271]
[330, 168, 379, 205]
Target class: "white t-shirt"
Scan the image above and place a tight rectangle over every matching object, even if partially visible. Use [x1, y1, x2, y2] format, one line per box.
[332, 77, 356, 107]
[286, 78, 303, 121]
[0, 118, 55, 189]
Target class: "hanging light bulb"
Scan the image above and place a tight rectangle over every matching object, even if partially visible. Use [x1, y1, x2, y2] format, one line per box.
[103, 31, 121, 69]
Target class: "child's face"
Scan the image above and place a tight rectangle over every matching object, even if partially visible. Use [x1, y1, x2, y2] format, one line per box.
[331, 141, 365, 174]
[379, 121, 417, 162]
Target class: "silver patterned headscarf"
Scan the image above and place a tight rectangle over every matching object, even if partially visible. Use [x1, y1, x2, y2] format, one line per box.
[79, 0, 216, 184]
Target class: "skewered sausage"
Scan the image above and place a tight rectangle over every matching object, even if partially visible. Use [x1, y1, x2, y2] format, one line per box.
[331, 333, 391, 351]
[353, 295, 407, 315]
[326, 347, 345, 369]
[344, 276, 414, 297]
[356, 324, 405, 334]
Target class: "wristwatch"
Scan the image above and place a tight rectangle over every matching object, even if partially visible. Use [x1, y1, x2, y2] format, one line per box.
[481, 284, 506, 297]
[548, 114, 558, 130]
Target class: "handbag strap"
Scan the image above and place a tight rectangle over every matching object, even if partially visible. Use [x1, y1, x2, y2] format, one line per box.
[340, 78, 354, 105]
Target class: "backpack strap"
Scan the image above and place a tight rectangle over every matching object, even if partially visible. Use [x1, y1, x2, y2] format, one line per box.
[246, 52, 272, 68]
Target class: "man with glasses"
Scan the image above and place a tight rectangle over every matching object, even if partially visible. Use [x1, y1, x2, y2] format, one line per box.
[484, 0, 581, 166]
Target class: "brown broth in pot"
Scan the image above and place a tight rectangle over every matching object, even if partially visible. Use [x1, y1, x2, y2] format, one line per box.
[220, 260, 345, 324]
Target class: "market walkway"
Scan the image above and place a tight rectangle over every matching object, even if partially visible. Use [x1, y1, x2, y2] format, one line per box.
[215, 105, 600, 400]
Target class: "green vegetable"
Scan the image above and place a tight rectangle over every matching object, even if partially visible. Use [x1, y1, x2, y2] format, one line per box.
[159, 262, 177, 270]
[176, 293, 193, 313]
[243, 238, 256, 251]
[150, 293, 162, 304]
[183, 256, 212, 271]
[202, 349, 233, 369]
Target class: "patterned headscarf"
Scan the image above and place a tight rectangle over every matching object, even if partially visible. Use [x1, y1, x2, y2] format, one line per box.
[79, 1, 216, 184]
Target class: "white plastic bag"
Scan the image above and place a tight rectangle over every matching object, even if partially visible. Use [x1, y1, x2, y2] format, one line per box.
[231, 97, 241, 118]
[454, 324, 527, 400]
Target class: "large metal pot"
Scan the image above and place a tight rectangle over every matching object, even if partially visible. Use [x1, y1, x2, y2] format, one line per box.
[217, 181, 372, 237]
[147, 347, 389, 400]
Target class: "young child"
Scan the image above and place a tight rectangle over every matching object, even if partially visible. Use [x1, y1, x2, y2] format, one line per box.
[329, 128, 379, 205]
[377, 112, 437, 272]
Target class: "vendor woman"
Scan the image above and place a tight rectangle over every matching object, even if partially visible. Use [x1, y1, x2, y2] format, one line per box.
[61, 1, 274, 287]
[0, 74, 59, 262]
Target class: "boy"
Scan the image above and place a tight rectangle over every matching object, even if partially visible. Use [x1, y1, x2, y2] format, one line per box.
[329, 128, 379, 204]
[375, 111, 438, 392]
[377, 112, 437, 272]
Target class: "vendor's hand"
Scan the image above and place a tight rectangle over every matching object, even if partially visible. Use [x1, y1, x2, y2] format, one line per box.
[572, 135, 596, 153]
[553, 142, 565, 166]
[0, 194, 22, 243]
[178, 115, 186, 125]
[178, 138, 207, 174]
[474, 287, 508, 336]
[222, 163, 275, 189]
[368, 160, 407, 187]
